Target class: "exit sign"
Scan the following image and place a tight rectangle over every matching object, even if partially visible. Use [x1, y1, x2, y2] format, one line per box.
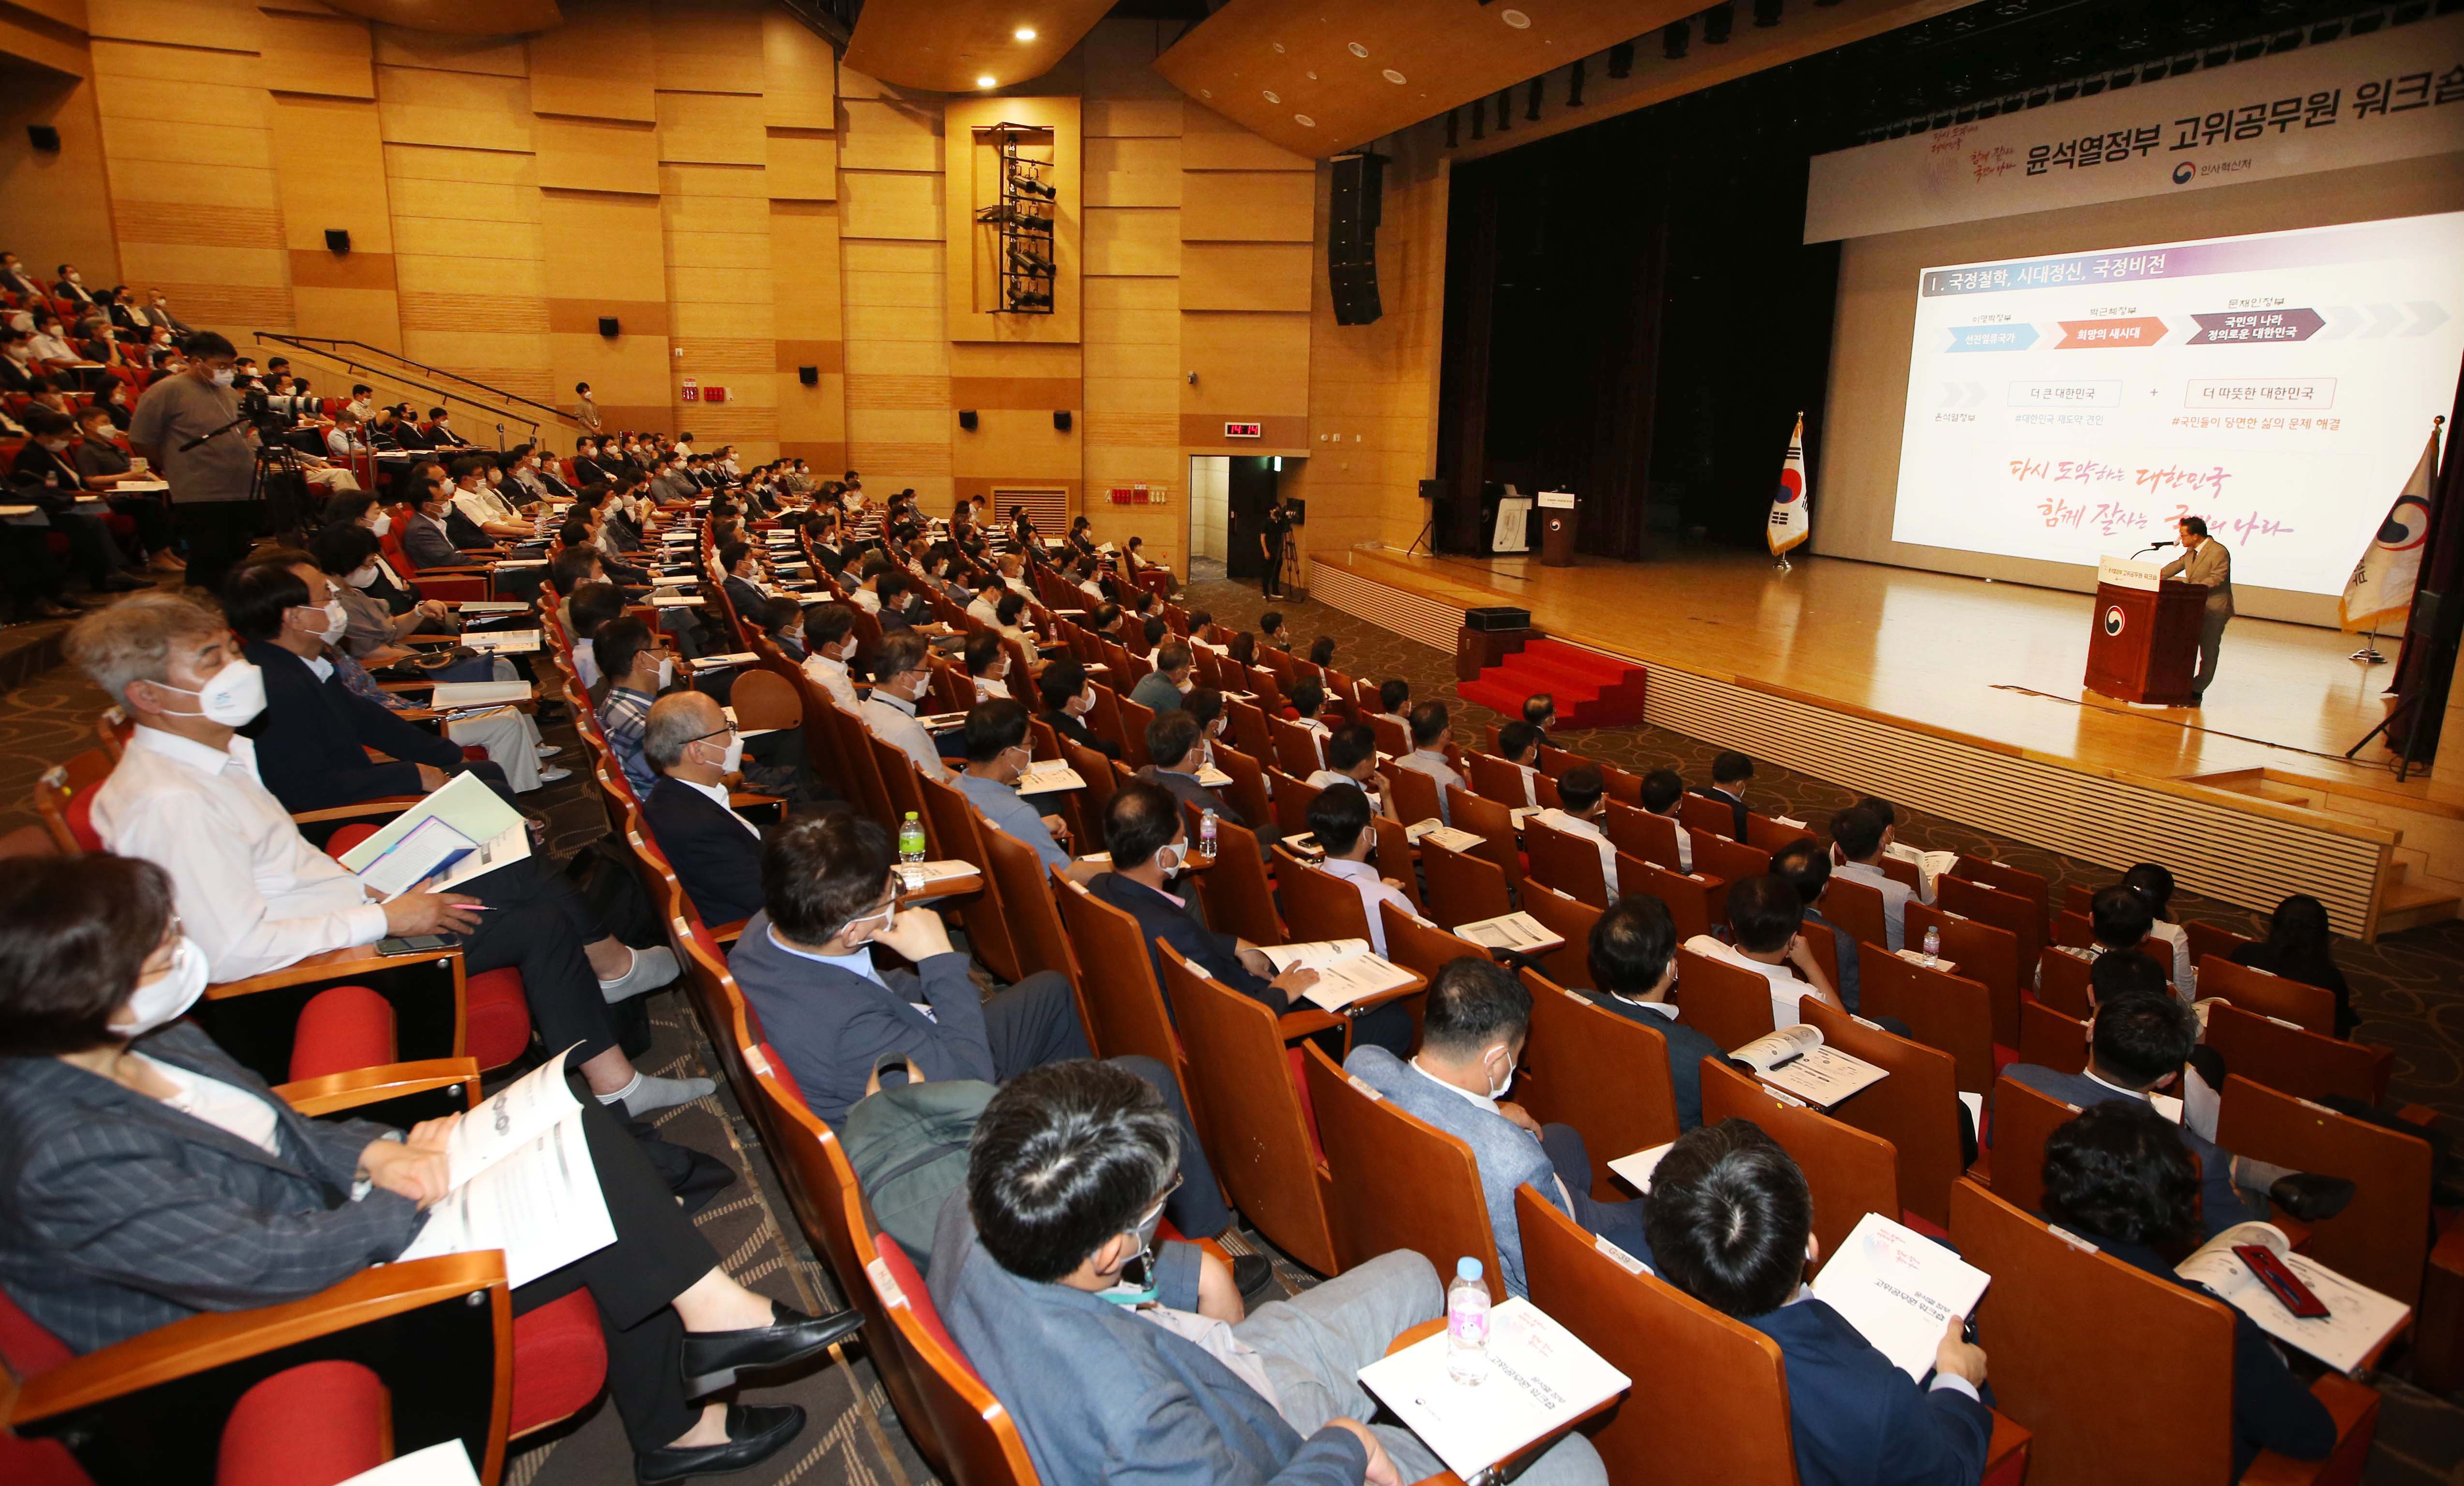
[1224, 421, 1261, 438]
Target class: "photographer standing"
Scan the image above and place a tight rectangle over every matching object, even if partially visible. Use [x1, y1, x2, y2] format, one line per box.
[129, 332, 259, 595]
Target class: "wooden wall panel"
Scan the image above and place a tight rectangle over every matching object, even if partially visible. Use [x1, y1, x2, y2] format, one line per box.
[0, 71, 119, 290]
[1179, 168, 1312, 241]
[258, 11, 375, 100]
[270, 82, 402, 351]
[771, 200, 845, 469]
[839, 169, 941, 241]
[528, 0, 655, 122]
[651, 0, 761, 92]
[765, 131, 836, 200]
[760, 6, 834, 130]
[1084, 207, 1178, 277]
[1085, 136, 1180, 206]
[536, 116, 659, 194]
[1181, 101, 1312, 172]
[1180, 310, 1308, 453]
[1179, 242, 1311, 312]
[664, 157, 776, 454]
[655, 90, 764, 166]
[374, 64, 531, 152]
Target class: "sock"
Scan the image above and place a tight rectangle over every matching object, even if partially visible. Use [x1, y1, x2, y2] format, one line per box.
[597, 946, 638, 985]
[597, 1070, 643, 1107]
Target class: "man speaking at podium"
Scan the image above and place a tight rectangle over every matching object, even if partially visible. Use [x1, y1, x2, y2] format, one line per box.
[2159, 517, 2233, 702]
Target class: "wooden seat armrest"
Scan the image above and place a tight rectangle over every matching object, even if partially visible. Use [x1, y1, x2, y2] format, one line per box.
[706, 917, 749, 945]
[400, 633, 463, 646]
[2266, 1208, 2314, 1253]
[1984, 1410, 2032, 1478]
[275, 1056, 483, 1117]
[4, 1253, 508, 1427]
[727, 791, 786, 809]
[1276, 1008, 1347, 1043]
[208, 944, 462, 1001]
[289, 795, 423, 826]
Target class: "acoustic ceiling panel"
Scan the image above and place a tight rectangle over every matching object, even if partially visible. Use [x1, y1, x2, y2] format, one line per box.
[844, 0, 1116, 92]
[1154, 0, 1702, 158]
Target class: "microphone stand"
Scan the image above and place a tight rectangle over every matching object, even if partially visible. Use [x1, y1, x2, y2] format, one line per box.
[179, 412, 253, 452]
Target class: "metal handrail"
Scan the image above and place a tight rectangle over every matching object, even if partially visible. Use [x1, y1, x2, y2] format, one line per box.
[251, 333, 577, 446]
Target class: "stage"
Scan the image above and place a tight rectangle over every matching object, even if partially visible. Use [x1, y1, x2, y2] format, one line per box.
[1305, 544, 2447, 939]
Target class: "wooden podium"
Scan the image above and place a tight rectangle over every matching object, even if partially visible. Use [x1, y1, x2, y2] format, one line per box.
[1537, 490, 1577, 568]
[2083, 555, 2207, 706]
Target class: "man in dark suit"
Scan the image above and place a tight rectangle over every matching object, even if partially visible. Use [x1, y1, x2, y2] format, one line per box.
[1583, 896, 1734, 1133]
[399, 475, 473, 571]
[1088, 781, 1410, 1055]
[641, 691, 764, 927]
[225, 555, 514, 813]
[424, 407, 470, 447]
[1037, 654, 1119, 761]
[1998, 975, 2353, 1236]
[390, 406, 435, 450]
[0, 250, 47, 301]
[1646, 1121, 1995, 1486]
[1691, 749, 1754, 839]
[1770, 837, 1862, 1013]
[718, 539, 767, 623]
[1137, 710, 1269, 839]
[725, 809, 1239, 1250]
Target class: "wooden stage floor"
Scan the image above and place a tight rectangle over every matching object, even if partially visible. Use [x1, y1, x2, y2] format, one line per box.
[1332, 544, 2420, 797]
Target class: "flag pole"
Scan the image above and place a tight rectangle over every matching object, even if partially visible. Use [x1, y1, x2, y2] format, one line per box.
[2350, 626, 2386, 665]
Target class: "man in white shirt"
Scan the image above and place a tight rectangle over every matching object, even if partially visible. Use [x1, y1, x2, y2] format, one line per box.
[1306, 723, 1394, 820]
[67, 594, 708, 1115]
[1640, 768, 1695, 874]
[1828, 804, 1913, 951]
[966, 571, 1006, 629]
[803, 603, 865, 713]
[449, 455, 530, 539]
[861, 631, 952, 782]
[324, 411, 370, 461]
[1306, 783, 1418, 956]
[1528, 763, 1618, 899]
[999, 552, 1032, 598]
[1493, 720, 1543, 808]
[1395, 700, 1469, 825]
[1680, 874, 1840, 1031]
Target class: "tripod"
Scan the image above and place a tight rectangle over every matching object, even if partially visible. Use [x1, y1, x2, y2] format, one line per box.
[2345, 629, 2457, 782]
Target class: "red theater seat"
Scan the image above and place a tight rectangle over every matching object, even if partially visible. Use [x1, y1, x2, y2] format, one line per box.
[216, 1360, 390, 1486]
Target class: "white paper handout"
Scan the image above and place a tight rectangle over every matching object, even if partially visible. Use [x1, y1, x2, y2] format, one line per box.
[338, 771, 529, 898]
[2175, 1222, 2410, 1376]
[1808, 1211, 1991, 1382]
[395, 1050, 619, 1288]
[893, 859, 980, 892]
[1015, 759, 1087, 796]
[1260, 939, 1417, 1011]
[1408, 820, 1487, 854]
[1607, 1141, 1676, 1195]
[1454, 911, 1565, 955]
[1882, 843, 1959, 897]
[335, 1441, 483, 1486]
[459, 629, 541, 655]
[1730, 1024, 1888, 1108]
[426, 680, 532, 708]
[1358, 1297, 1630, 1481]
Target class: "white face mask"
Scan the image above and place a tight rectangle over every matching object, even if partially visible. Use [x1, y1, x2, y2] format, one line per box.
[1072, 686, 1095, 715]
[1484, 1047, 1515, 1101]
[209, 368, 235, 388]
[318, 598, 348, 642]
[148, 657, 265, 727]
[702, 732, 744, 774]
[1155, 840, 1186, 879]
[367, 511, 392, 538]
[347, 562, 380, 589]
[114, 936, 208, 1038]
[655, 656, 674, 690]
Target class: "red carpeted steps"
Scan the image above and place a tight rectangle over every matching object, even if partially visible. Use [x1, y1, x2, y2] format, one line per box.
[1458, 638, 1648, 728]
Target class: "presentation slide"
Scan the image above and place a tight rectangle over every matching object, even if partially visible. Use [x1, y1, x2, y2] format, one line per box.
[1892, 212, 2464, 595]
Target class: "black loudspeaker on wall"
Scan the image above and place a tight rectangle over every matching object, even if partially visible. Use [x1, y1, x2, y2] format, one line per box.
[958, 409, 979, 431]
[324, 229, 351, 254]
[1418, 479, 1444, 501]
[597, 316, 620, 338]
[26, 124, 60, 152]
[797, 365, 819, 386]
[1053, 410, 1071, 431]
[1328, 152, 1386, 326]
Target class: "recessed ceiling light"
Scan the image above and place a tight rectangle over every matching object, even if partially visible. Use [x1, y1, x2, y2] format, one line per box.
[1383, 68, 1407, 83]
[1013, 26, 1035, 40]
[1200, 87, 1213, 97]
[1348, 42, 1369, 57]
[1262, 89, 1280, 102]
[1272, 42, 1286, 53]
[976, 74, 996, 87]
[1306, 70, 1318, 79]
[1294, 114, 1316, 127]
[1502, 8, 1532, 27]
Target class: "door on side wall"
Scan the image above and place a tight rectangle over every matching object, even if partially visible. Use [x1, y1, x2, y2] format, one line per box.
[1224, 455, 1279, 583]
[1189, 456, 1230, 565]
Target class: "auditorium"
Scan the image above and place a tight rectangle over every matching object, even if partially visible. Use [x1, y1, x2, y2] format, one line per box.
[2, 1, 2463, 1485]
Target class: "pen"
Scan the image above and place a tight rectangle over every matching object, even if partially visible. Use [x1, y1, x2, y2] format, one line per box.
[1767, 1051, 1804, 1070]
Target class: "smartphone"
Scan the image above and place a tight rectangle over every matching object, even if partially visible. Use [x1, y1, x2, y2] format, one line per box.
[378, 933, 462, 955]
[2235, 1244, 2329, 1319]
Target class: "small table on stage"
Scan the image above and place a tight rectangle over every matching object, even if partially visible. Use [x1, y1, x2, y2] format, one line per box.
[2083, 554, 2207, 706]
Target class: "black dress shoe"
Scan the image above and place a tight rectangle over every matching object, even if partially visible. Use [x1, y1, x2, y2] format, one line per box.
[2270, 1172, 2357, 1223]
[679, 1302, 863, 1398]
[1233, 1252, 1278, 1306]
[635, 1403, 807, 1485]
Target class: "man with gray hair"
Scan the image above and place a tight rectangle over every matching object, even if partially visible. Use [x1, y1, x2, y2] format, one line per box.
[860, 630, 951, 783]
[642, 690, 767, 928]
[70, 594, 709, 1115]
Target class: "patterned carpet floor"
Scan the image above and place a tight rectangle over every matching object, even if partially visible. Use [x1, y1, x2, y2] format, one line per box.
[6, 565, 2464, 1483]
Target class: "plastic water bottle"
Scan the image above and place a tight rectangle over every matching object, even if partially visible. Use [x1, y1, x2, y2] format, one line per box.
[898, 812, 926, 865]
[1921, 925, 1942, 967]
[1198, 808, 1219, 861]
[1446, 1256, 1492, 1385]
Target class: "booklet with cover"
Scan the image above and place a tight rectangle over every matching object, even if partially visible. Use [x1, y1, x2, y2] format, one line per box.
[394, 1050, 618, 1288]
[1454, 911, 1566, 955]
[1881, 843, 1960, 896]
[1358, 1296, 1630, 1481]
[1015, 759, 1086, 796]
[1729, 1024, 1888, 1108]
[2175, 1221, 2410, 1375]
[337, 771, 529, 899]
[1808, 1211, 1992, 1383]
[1259, 939, 1417, 1011]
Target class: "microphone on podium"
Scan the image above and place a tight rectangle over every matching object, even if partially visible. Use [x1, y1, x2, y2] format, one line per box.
[2131, 539, 2176, 556]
